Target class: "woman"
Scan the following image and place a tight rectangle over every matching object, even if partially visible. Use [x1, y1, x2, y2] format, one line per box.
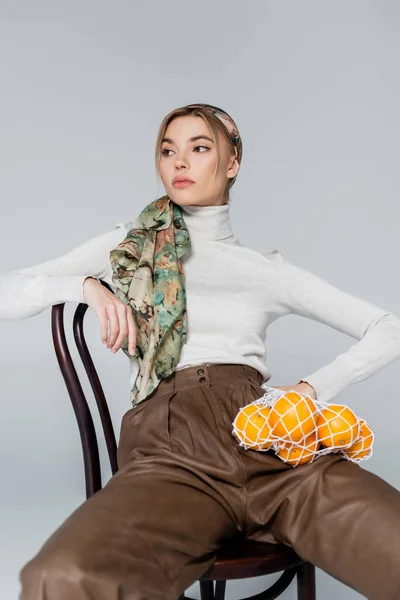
[1, 103, 400, 600]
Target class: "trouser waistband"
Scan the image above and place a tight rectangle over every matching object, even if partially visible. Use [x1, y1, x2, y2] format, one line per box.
[156, 363, 264, 395]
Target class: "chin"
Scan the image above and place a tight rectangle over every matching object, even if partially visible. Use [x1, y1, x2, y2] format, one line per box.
[167, 189, 198, 206]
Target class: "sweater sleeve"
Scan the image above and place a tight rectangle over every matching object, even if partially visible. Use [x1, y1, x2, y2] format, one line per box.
[0, 222, 130, 321]
[278, 257, 400, 403]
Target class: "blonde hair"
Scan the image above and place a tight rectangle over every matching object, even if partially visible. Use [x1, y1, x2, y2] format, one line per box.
[154, 105, 240, 201]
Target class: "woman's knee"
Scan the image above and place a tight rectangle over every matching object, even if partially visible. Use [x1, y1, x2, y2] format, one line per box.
[19, 542, 183, 600]
[19, 544, 87, 597]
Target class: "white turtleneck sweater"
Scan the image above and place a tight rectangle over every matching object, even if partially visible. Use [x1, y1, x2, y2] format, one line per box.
[1, 202, 400, 404]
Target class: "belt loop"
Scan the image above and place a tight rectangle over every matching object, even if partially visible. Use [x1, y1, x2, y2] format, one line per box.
[159, 369, 177, 396]
[243, 364, 263, 386]
[242, 364, 251, 386]
[171, 371, 177, 394]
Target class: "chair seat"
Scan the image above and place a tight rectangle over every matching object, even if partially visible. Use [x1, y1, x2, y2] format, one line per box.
[201, 539, 304, 581]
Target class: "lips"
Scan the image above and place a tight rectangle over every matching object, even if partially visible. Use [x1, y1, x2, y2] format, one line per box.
[172, 176, 195, 185]
[173, 180, 195, 188]
[172, 176, 195, 188]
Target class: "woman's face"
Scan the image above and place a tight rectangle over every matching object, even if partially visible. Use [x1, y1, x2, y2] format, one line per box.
[159, 115, 239, 206]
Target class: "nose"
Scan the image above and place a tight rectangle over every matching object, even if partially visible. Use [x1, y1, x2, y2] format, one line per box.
[174, 152, 189, 170]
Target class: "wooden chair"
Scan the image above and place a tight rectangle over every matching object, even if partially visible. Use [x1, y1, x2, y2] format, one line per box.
[50, 281, 316, 600]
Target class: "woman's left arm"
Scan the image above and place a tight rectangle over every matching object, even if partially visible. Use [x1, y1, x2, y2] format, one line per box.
[274, 257, 400, 404]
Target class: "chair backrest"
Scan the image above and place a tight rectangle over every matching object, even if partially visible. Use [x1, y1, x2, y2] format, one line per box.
[51, 280, 118, 499]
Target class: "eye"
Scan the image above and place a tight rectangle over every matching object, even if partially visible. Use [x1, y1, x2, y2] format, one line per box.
[193, 145, 210, 153]
[160, 145, 210, 157]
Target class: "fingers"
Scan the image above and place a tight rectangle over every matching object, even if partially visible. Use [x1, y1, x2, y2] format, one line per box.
[99, 307, 109, 345]
[106, 304, 120, 349]
[126, 307, 137, 355]
[109, 305, 129, 353]
[105, 303, 137, 355]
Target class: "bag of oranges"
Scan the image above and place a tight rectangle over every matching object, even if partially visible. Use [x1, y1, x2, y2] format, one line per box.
[232, 384, 374, 467]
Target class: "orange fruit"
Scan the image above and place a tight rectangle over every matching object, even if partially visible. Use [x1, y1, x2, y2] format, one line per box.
[268, 391, 317, 442]
[342, 419, 374, 460]
[277, 431, 320, 466]
[316, 404, 360, 448]
[233, 402, 273, 450]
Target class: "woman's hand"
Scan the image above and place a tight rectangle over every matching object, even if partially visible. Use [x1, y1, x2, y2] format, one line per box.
[270, 381, 317, 400]
[83, 277, 137, 355]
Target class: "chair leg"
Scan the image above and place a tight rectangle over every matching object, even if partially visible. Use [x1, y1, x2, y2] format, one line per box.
[297, 562, 316, 600]
[200, 580, 215, 600]
[214, 580, 226, 600]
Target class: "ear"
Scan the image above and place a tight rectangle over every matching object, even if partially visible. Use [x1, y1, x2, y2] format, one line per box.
[226, 154, 240, 180]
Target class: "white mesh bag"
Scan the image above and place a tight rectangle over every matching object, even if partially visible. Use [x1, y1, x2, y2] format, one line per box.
[232, 384, 374, 467]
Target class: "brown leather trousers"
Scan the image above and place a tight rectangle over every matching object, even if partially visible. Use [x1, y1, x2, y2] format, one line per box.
[19, 363, 400, 599]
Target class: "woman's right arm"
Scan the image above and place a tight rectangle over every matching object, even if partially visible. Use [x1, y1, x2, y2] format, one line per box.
[0, 222, 130, 321]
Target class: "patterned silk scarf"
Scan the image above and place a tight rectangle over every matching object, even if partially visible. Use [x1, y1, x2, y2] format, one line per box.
[109, 194, 191, 407]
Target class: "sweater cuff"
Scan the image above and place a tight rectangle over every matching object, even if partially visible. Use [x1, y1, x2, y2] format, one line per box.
[43, 275, 92, 305]
[298, 357, 353, 404]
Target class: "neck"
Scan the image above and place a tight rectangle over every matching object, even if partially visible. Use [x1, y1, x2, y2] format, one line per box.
[178, 202, 234, 241]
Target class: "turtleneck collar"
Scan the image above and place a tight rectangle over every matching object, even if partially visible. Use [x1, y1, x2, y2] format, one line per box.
[179, 202, 235, 241]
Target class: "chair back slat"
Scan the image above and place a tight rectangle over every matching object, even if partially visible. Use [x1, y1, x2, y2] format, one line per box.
[73, 300, 118, 476]
[51, 303, 102, 498]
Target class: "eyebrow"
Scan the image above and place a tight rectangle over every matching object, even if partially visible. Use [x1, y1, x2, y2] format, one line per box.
[161, 135, 214, 144]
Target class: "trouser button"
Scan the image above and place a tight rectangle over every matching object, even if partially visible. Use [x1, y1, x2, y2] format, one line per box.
[199, 376, 206, 383]
[197, 368, 205, 375]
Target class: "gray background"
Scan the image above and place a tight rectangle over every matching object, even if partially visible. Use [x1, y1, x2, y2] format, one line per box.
[1, 1, 399, 598]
